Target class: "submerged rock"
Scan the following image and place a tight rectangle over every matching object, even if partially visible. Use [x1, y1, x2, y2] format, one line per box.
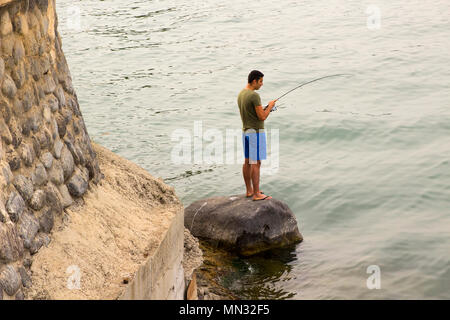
[184, 195, 302, 256]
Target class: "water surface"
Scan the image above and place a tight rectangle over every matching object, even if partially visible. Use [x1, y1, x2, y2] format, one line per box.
[57, 0, 450, 299]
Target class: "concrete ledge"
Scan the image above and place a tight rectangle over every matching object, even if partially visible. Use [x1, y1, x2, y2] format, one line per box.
[119, 206, 185, 300]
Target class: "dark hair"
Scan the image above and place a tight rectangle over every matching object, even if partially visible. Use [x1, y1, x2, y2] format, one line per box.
[248, 70, 264, 84]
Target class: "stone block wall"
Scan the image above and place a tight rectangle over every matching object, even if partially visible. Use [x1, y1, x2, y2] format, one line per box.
[0, 0, 101, 299]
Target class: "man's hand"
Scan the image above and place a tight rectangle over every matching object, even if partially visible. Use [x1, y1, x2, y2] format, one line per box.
[257, 99, 278, 120]
[263, 99, 278, 111]
[268, 99, 277, 109]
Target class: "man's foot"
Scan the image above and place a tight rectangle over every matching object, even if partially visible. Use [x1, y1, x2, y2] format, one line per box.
[246, 190, 264, 197]
[252, 193, 272, 201]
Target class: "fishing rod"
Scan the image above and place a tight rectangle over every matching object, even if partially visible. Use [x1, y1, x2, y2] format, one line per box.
[265, 73, 353, 111]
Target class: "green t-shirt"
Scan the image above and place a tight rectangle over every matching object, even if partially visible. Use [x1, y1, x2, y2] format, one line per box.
[237, 88, 264, 131]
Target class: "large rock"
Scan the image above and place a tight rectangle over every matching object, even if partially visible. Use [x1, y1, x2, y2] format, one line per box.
[13, 175, 34, 203]
[30, 190, 46, 211]
[58, 184, 73, 208]
[67, 172, 88, 198]
[45, 184, 63, 215]
[18, 267, 31, 288]
[0, 265, 21, 296]
[31, 163, 48, 187]
[29, 233, 50, 255]
[20, 144, 34, 167]
[184, 195, 303, 256]
[17, 210, 40, 249]
[0, 200, 7, 223]
[0, 118, 12, 145]
[40, 152, 54, 169]
[1, 76, 17, 98]
[0, 222, 24, 263]
[60, 146, 74, 180]
[39, 209, 54, 233]
[48, 160, 64, 185]
[6, 191, 25, 222]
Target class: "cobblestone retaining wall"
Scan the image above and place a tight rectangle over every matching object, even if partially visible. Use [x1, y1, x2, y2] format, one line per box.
[0, 0, 101, 299]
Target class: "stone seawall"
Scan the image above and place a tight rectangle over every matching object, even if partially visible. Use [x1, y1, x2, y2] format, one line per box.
[24, 143, 189, 300]
[0, 0, 101, 299]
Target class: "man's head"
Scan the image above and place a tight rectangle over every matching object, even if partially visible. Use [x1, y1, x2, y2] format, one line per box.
[248, 70, 264, 90]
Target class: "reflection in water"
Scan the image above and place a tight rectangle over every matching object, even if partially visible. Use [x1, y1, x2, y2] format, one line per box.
[220, 244, 299, 300]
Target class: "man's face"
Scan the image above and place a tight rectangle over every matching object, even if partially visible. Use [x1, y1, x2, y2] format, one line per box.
[253, 77, 264, 90]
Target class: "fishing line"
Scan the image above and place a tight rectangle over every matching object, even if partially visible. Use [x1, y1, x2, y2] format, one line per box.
[265, 73, 353, 111]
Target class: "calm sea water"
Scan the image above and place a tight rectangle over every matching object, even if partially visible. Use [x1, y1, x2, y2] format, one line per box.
[56, 0, 450, 299]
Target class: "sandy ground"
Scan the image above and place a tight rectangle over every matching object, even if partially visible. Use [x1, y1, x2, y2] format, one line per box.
[25, 143, 183, 300]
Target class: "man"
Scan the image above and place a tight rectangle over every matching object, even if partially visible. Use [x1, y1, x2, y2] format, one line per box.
[237, 70, 277, 201]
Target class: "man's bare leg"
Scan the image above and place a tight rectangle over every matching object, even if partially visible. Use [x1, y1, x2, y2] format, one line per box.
[243, 158, 253, 197]
[251, 160, 271, 200]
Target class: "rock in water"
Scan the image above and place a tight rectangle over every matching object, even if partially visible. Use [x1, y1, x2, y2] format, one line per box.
[184, 195, 303, 256]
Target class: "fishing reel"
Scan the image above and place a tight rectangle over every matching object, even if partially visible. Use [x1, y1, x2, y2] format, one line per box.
[264, 104, 280, 112]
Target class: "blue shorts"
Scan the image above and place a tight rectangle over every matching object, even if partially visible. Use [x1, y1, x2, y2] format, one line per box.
[242, 130, 267, 163]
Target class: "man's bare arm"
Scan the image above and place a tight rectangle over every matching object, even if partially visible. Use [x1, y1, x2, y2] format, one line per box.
[255, 100, 277, 121]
